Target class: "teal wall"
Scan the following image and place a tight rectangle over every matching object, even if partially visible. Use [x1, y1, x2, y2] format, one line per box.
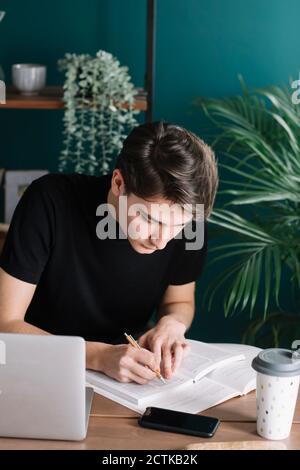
[0, 0, 299, 342]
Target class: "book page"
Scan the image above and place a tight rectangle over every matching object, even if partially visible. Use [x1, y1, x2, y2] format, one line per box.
[86, 369, 191, 405]
[90, 377, 239, 415]
[213, 343, 261, 361]
[183, 340, 245, 380]
[207, 343, 261, 394]
[146, 377, 238, 414]
[90, 385, 143, 414]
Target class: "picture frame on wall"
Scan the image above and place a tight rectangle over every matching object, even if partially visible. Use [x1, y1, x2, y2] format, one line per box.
[4, 169, 49, 224]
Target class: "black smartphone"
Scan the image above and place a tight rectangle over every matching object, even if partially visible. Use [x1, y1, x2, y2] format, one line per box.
[138, 407, 220, 438]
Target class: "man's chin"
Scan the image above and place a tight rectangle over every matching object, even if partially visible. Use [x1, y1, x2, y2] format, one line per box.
[130, 241, 156, 254]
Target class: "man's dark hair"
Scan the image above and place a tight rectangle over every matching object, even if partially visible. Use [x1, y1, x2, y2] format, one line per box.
[115, 121, 218, 219]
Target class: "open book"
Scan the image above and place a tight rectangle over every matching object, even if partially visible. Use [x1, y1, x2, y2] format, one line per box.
[147, 343, 261, 414]
[86, 341, 260, 414]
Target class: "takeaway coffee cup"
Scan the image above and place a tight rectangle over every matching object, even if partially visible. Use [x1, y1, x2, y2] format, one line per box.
[252, 349, 300, 440]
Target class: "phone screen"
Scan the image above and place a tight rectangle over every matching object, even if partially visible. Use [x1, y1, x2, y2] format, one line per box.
[139, 407, 220, 437]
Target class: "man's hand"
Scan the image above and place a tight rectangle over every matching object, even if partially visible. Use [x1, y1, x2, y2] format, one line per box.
[138, 316, 191, 380]
[99, 343, 159, 384]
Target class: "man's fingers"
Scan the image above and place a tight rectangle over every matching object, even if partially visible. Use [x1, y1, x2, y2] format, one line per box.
[125, 370, 149, 385]
[172, 342, 184, 373]
[137, 333, 148, 349]
[162, 344, 172, 379]
[182, 343, 191, 358]
[153, 339, 163, 370]
[130, 360, 157, 381]
[136, 348, 158, 372]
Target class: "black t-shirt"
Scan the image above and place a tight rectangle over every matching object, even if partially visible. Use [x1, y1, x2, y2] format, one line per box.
[0, 173, 208, 343]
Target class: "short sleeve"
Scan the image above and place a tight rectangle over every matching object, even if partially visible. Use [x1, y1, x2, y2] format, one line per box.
[168, 220, 208, 285]
[0, 178, 55, 284]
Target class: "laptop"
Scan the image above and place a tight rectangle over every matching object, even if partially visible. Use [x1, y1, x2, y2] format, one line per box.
[0, 333, 94, 441]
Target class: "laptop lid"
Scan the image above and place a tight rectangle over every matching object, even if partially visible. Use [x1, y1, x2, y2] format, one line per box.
[0, 333, 88, 441]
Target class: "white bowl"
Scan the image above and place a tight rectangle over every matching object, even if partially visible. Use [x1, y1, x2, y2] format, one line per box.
[12, 64, 46, 95]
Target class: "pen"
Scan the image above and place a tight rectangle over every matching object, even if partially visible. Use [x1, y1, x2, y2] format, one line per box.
[124, 332, 166, 384]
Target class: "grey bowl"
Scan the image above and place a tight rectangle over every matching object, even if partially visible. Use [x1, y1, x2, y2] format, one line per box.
[12, 64, 46, 95]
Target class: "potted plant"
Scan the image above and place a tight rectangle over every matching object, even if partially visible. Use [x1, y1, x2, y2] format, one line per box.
[194, 77, 300, 347]
[58, 50, 140, 175]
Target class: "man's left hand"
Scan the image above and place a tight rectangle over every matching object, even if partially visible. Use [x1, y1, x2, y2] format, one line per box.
[138, 316, 190, 380]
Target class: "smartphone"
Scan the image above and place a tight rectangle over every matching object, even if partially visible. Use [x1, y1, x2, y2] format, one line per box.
[138, 407, 220, 438]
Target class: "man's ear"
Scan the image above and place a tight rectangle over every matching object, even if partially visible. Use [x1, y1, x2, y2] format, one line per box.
[111, 169, 126, 196]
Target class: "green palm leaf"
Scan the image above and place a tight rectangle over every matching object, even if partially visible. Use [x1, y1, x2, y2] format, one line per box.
[195, 76, 300, 324]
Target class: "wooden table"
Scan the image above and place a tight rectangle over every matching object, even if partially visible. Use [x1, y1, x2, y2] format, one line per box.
[0, 391, 299, 450]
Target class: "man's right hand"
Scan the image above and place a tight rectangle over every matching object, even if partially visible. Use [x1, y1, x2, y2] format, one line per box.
[88, 342, 159, 384]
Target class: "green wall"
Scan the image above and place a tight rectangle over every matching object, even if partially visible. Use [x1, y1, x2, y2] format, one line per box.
[0, 0, 299, 342]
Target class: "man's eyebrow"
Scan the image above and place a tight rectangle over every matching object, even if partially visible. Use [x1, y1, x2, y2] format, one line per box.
[140, 210, 186, 227]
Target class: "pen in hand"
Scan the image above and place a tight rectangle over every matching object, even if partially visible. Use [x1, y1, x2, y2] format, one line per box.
[124, 332, 166, 384]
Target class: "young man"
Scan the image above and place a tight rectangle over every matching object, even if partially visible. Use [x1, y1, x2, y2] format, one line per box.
[0, 121, 218, 384]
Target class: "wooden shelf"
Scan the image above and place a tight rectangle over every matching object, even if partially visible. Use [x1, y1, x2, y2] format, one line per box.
[0, 86, 148, 111]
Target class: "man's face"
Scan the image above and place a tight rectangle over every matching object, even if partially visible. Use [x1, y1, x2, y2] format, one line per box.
[119, 192, 193, 254]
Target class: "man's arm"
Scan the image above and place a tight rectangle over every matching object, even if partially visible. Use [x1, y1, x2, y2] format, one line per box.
[156, 281, 196, 330]
[0, 267, 43, 334]
[0, 267, 158, 383]
[138, 281, 196, 379]
[0, 268, 112, 368]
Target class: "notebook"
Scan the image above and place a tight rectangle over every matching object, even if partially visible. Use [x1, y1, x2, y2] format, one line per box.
[86, 340, 258, 414]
